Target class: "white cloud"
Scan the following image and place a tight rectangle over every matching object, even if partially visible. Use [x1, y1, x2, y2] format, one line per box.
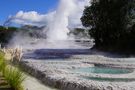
[9, 0, 90, 28]
[11, 11, 55, 26]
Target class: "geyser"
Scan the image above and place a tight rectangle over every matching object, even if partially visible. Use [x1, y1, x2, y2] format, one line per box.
[7, 0, 92, 49]
[46, 0, 76, 40]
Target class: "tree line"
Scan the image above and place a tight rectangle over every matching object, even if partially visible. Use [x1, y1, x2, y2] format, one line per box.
[81, 0, 135, 53]
[0, 26, 17, 47]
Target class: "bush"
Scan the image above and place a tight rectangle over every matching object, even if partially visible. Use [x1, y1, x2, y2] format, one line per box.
[0, 51, 6, 72]
[0, 26, 17, 47]
[81, 0, 135, 53]
[0, 50, 25, 90]
[3, 66, 25, 90]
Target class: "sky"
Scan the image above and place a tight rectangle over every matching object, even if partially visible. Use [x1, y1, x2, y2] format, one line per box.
[0, 0, 59, 25]
[0, 0, 90, 28]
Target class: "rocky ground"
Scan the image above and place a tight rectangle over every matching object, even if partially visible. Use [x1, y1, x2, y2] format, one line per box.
[20, 54, 135, 90]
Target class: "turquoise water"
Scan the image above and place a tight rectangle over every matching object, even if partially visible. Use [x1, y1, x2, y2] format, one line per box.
[74, 67, 132, 74]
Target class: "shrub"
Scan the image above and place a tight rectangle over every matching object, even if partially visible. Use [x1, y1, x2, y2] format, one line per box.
[81, 0, 135, 53]
[0, 51, 6, 73]
[0, 50, 25, 90]
[3, 66, 25, 90]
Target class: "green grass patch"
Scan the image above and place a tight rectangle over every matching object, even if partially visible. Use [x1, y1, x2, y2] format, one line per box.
[0, 51, 6, 73]
[3, 66, 25, 90]
[0, 50, 25, 90]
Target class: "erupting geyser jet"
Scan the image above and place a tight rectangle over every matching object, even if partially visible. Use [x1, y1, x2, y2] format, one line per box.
[46, 0, 76, 40]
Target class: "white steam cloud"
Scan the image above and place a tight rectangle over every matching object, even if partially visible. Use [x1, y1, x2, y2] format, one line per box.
[10, 11, 55, 26]
[46, 0, 77, 40]
[10, 0, 90, 28]
[7, 0, 91, 49]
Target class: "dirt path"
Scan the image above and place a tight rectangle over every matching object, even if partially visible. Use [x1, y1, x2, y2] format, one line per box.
[22, 73, 57, 90]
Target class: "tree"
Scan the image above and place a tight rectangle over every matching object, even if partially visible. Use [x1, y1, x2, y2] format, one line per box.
[81, 0, 135, 49]
[0, 26, 17, 46]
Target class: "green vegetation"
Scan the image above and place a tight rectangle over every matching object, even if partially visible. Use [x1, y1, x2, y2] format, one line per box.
[0, 26, 18, 47]
[4, 66, 25, 90]
[0, 51, 6, 72]
[0, 51, 25, 90]
[69, 28, 90, 39]
[81, 0, 135, 53]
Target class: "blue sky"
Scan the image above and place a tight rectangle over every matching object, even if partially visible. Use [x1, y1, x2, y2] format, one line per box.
[0, 0, 59, 25]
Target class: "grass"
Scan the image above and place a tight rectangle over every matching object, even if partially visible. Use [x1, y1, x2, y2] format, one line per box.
[3, 66, 25, 90]
[0, 50, 25, 90]
[0, 51, 6, 73]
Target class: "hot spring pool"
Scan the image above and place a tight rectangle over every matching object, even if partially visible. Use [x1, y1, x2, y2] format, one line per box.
[73, 67, 133, 74]
[74, 67, 134, 82]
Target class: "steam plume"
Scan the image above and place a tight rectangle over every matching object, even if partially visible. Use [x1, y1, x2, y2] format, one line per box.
[46, 0, 77, 40]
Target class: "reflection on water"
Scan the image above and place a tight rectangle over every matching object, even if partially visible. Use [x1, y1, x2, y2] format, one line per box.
[22, 40, 93, 59]
[23, 49, 92, 59]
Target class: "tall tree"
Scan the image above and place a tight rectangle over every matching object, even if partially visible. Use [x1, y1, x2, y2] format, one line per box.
[81, 0, 135, 48]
